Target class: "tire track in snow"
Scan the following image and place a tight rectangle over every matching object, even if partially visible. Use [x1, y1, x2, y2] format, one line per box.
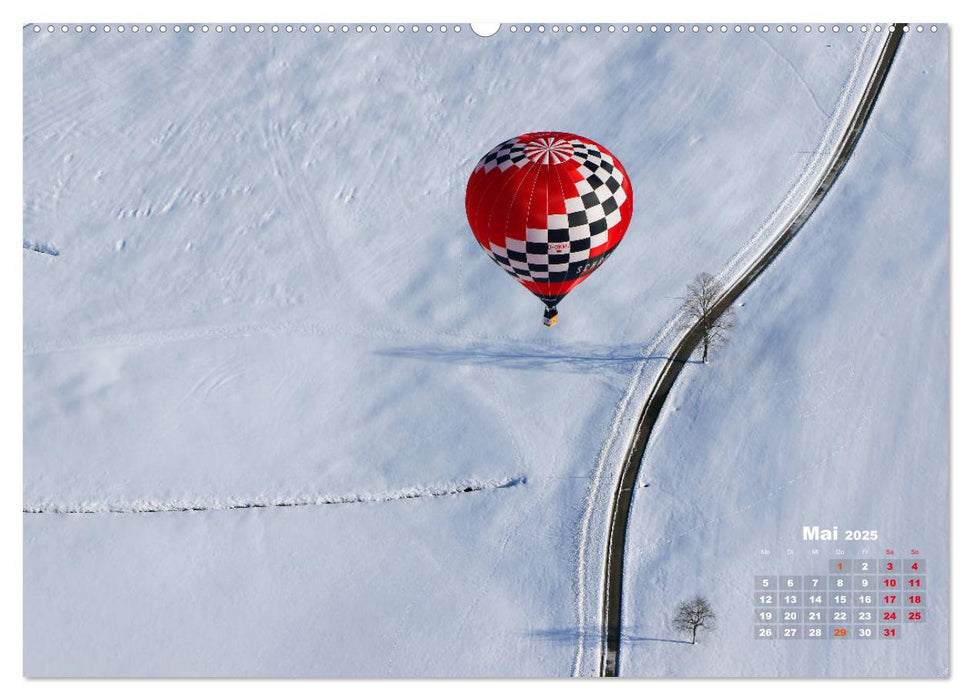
[24, 476, 526, 515]
[755, 34, 829, 120]
[595, 24, 906, 677]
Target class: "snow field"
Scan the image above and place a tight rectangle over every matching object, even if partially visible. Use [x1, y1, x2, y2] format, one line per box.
[22, 26, 929, 675]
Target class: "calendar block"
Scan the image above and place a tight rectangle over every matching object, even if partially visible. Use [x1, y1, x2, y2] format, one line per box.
[904, 559, 925, 573]
[756, 609, 776, 623]
[830, 591, 851, 607]
[905, 610, 925, 623]
[756, 575, 778, 590]
[880, 559, 901, 574]
[755, 591, 777, 607]
[805, 626, 825, 639]
[830, 575, 852, 591]
[754, 553, 923, 641]
[853, 559, 877, 574]
[755, 625, 777, 640]
[805, 593, 826, 608]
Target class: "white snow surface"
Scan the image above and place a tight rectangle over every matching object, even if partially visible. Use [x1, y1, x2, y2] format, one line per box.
[22, 26, 946, 676]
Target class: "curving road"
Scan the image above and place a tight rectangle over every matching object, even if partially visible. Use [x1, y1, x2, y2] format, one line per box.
[598, 24, 907, 677]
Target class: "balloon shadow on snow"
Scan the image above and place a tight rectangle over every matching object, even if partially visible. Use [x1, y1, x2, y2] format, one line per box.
[375, 343, 702, 374]
[527, 628, 693, 645]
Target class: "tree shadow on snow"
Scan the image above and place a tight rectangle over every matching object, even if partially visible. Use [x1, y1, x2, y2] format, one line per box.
[374, 343, 690, 374]
[527, 628, 693, 645]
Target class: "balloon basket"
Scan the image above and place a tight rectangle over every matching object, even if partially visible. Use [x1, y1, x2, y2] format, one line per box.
[543, 308, 559, 328]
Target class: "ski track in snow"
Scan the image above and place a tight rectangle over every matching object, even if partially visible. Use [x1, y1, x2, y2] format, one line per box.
[570, 29, 883, 677]
[755, 34, 829, 121]
[24, 476, 526, 515]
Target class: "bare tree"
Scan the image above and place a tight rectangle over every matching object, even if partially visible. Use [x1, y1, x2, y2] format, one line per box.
[680, 272, 735, 363]
[673, 596, 717, 644]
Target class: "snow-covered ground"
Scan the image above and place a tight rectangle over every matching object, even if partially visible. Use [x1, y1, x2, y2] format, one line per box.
[620, 30, 948, 676]
[22, 24, 946, 676]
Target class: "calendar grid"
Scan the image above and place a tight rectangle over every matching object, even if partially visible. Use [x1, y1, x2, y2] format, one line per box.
[755, 557, 925, 640]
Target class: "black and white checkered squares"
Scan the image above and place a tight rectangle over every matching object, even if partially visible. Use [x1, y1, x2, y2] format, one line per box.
[475, 138, 529, 173]
[472, 133, 630, 286]
[486, 141, 628, 283]
[563, 139, 627, 256]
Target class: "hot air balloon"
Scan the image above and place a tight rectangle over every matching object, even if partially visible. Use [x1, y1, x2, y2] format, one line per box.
[465, 131, 634, 327]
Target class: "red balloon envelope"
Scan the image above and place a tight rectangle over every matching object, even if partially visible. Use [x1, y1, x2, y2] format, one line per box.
[465, 131, 634, 326]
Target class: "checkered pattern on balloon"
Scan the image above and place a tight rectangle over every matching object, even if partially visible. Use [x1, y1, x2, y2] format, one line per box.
[465, 131, 634, 324]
